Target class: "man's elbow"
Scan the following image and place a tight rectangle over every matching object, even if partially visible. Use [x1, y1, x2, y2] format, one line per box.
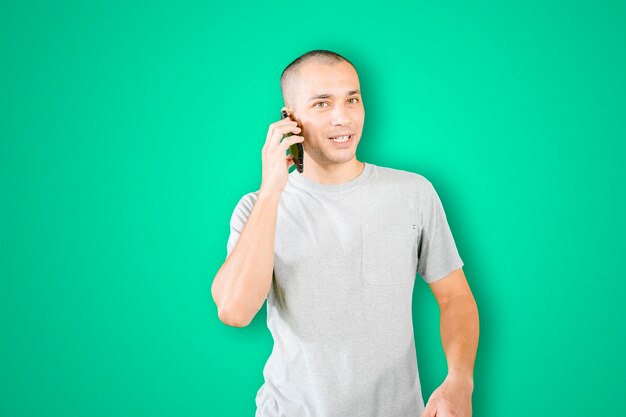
[218, 306, 252, 328]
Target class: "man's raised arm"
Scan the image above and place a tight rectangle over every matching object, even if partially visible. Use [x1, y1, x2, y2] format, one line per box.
[211, 190, 281, 327]
[211, 113, 304, 327]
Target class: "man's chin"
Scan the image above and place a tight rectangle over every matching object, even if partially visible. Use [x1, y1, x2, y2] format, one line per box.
[325, 153, 357, 165]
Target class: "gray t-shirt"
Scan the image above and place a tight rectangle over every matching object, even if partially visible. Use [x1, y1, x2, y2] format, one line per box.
[225, 162, 464, 417]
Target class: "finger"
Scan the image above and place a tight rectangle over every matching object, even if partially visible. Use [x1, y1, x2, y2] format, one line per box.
[265, 123, 300, 150]
[275, 124, 301, 145]
[265, 119, 299, 146]
[281, 135, 304, 150]
[421, 402, 435, 417]
[276, 118, 299, 131]
[272, 119, 300, 135]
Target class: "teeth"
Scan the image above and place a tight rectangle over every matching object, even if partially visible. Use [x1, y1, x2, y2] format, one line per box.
[330, 135, 350, 142]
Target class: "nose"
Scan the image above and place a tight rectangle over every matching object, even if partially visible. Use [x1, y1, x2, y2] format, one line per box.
[330, 103, 351, 126]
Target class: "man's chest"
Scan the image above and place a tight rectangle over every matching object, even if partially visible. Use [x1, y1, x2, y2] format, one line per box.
[273, 192, 419, 291]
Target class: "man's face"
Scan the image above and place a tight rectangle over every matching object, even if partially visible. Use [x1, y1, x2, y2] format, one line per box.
[284, 60, 365, 167]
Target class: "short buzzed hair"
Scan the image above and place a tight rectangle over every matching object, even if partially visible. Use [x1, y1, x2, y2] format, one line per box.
[280, 49, 357, 110]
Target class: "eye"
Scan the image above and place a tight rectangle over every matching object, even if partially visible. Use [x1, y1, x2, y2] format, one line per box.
[348, 97, 360, 104]
[314, 101, 329, 108]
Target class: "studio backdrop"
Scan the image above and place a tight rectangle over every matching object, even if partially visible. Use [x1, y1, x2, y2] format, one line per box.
[1, 1, 625, 416]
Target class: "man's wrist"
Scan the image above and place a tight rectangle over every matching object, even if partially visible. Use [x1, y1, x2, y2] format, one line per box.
[446, 370, 474, 391]
[258, 188, 282, 203]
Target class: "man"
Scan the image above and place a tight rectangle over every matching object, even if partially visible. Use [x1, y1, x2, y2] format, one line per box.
[211, 50, 479, 417]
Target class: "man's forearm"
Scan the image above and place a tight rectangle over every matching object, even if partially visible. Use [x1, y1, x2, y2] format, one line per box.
[439, 294, 480, 387]
[212, 190, 281, 326]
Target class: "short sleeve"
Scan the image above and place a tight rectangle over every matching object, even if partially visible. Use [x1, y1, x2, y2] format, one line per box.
[226, 192, 258, 257]
[417, 180, 464, 283]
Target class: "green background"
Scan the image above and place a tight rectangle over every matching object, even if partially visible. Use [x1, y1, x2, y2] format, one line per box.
[2, 0, 625, 416]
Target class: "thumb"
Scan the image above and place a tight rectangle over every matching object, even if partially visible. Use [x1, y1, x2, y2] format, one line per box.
[422, 401, 436, 417]
[286, 155, 294, 168]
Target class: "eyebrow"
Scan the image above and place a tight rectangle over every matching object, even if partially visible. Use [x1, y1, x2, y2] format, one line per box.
[308, 89, 361, 101]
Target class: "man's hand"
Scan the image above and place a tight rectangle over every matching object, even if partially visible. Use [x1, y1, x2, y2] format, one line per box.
[260, 108, 304, 198]
[422, 373, 473, 417]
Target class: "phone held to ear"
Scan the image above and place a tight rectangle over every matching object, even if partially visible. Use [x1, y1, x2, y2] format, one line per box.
[281, 110, 304, 173]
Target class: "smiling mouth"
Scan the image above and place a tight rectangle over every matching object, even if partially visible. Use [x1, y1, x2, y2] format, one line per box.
[329, 134, 353, 143]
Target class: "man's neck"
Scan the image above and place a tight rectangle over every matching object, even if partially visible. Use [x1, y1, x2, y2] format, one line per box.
[300, 158, 365, 185]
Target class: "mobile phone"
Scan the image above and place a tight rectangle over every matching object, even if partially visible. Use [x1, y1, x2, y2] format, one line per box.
[281, 110, 304, 173]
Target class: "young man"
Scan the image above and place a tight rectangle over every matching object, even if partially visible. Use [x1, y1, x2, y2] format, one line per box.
[212, 50, 479, 417]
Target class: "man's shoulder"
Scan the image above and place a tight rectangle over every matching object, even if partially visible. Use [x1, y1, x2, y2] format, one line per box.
[231, 190, 260, 214]
[372, 163, 433, 190]
[240, 189, 260, 201]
